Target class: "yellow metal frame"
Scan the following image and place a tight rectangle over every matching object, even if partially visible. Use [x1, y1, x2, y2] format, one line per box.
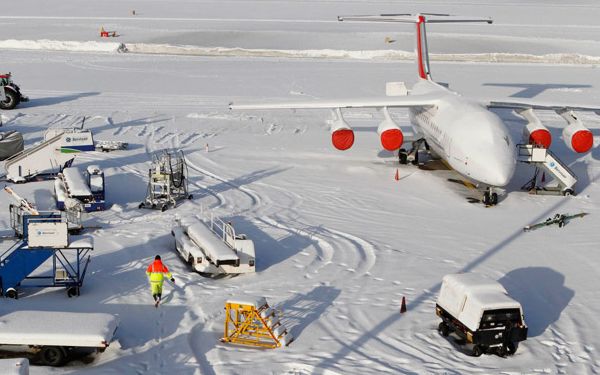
[222, 301, 283, 348]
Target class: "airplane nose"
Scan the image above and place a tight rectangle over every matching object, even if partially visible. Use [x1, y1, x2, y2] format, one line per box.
[489, 155, 516, 187]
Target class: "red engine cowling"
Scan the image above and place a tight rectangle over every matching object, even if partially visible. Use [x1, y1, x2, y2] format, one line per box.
[563, 121, 593, 153]
[330, 110, 354, 150]
[523, 122, 552, 148]
[377, 108, 404, 151]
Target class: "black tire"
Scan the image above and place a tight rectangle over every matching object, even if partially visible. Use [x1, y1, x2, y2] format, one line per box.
[0, 87, 20, 110]
[498, 345, 507, 357]
[41, 346, 66, 366]
[398, 149, 408, 165]
[438, 322, 450, 337]
[563, 189, 574, 196]
[67, 286, 79, 297]
[138, 202, 145, 209]
[161, 204, 168, 212]
[188, 194, 193, 200]
[506, 342, 517, 355]
[5, 288, 17, 299]
[472, 345, 484, 357]
[482, 192, 491, 206]
[491, 192, 498, 205]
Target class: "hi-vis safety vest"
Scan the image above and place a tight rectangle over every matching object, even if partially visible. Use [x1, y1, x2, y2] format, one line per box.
[146, 260, 172, 283]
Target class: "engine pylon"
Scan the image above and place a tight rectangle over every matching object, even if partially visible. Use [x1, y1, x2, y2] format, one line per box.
[557, 110, 593, 153]
[378, 107, 404, 151]
[517, 109, 552, 148]
[330, 108, 354, 150]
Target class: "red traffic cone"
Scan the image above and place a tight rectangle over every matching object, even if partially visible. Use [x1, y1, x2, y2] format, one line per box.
[400, 296, 407, 313]
[394, 168, 400, 181]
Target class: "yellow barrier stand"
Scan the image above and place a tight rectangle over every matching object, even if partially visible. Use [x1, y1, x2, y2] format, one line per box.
[222, 297, 293, 348]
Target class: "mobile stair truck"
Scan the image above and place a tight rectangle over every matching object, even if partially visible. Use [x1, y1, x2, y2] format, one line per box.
[55, 166, 105, 212]
[171, 215, 255, 276]
[436, 273, 528, 357]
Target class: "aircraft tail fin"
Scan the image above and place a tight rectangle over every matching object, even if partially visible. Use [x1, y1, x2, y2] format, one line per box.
[338, 14, 492, 81]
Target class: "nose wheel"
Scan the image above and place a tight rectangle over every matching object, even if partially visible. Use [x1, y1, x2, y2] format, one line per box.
[483, 189, 498, 206]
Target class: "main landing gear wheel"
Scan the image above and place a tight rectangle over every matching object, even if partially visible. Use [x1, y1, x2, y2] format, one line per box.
[5, 288, 17, 299]
[398, 149, 408, 165]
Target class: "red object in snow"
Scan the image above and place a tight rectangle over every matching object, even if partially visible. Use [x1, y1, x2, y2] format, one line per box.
[395, 169, 400, 181]
[400, 296, 407, 313]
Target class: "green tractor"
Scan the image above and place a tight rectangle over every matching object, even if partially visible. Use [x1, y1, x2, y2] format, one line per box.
[0, 73, 29, 110]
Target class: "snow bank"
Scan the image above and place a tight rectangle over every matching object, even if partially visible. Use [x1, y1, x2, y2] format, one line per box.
[2, 39, 599, 64]
[0, 39, 123, 53]
[0, 359, 28, 375]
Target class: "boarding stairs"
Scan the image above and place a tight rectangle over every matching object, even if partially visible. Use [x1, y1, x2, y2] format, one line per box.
[4, 131, 70, 182]
[517, 144, 577, 195]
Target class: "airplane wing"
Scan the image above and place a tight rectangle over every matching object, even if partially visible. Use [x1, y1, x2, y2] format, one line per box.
[229, 94, 439, 110]
[487, 98, 600, 113]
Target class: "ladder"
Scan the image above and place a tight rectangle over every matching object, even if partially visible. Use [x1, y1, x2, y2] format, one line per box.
[517, 144, 577, 195]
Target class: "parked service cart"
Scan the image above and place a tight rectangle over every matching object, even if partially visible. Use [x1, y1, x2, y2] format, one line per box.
[139, 150, 192, 211]
[436, 273, 528, 357]
[55, 166, 105, 212]
[171, 215, 255, 275]
[0, 311, 118, 366]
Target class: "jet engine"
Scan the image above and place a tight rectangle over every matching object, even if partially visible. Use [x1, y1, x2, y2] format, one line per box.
[517, 109, 552, 148]
[330, 108, 354, 150]
[377, 107, 404, 151]
[558, 110, 593, 153]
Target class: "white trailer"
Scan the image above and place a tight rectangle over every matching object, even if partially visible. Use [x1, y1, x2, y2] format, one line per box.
[0, 311, 119, 366]
[171, 215, 255, 275]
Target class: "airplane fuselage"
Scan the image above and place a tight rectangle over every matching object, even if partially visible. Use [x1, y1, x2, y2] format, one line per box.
[408, 80, 516, 187]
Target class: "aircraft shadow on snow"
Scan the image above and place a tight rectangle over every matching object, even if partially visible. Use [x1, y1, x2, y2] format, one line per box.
[498, 267, 574, 337]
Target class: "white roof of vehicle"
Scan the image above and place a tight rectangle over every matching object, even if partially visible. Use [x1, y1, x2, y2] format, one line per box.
[437, 273, 523, 331]
[186, 219, 239, 262]
[68, 235, 94, 249]
[0, 311, 118, 347]
[62, 167, 91, 197]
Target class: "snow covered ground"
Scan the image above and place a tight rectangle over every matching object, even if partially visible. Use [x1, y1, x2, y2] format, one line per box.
[1, 1, 600, 374]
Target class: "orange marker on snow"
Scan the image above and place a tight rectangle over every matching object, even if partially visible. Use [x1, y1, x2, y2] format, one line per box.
[394, 169, 400, 181]
[400, 296, 407, 313]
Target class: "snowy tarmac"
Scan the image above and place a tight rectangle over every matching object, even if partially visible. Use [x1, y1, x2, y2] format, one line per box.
[1, 1, 600, 374]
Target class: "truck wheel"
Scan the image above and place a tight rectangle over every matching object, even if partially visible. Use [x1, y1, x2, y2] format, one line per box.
[472, 345, 484, 357]
[5, 288, 17, 299]
[498, 345, 507, 357]
[0, 88, 19, 110]
[41, 346, 66, 366]
[67, 287, 79, 297]
[438, 322, 449, 337]
[506, 342, 517, 355]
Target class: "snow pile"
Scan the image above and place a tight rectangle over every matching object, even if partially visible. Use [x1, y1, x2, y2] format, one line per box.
[0, 39, 124, 53]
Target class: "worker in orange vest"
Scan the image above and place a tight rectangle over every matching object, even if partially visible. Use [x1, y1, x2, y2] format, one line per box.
[146, 255, 175, 307]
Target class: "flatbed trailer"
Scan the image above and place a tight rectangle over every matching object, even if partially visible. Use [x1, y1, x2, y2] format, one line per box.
[0, 310, 118, 366]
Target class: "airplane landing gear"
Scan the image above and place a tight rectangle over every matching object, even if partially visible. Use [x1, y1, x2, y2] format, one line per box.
[398, 138, 429, 166]
[482, 188, 498, 206]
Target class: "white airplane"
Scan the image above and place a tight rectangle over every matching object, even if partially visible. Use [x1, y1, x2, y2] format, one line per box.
[230, 13, 598, 205]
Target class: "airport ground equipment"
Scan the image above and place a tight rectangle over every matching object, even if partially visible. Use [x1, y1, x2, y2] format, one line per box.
[222, 297, 293, 348]
[0, 204, 93, 299]
[0, 311, 118, 366]
[139, 149, 192, 211]
[0, 131, 24, 161]
[94, 140, 128, 152]
[0, 73, 28, 110]
[55, 166, 105, 212]
[436, 273, 528, 357]
[524, 212, 588, 232]
[4, 129, 94, 183]
[518, 144, 577, 196]
[171, 215, 255, 275]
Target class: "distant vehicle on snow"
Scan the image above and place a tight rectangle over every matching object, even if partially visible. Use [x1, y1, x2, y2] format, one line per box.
[0, 73, 28, 110]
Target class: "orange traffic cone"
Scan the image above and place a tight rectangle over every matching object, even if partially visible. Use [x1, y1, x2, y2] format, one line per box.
[394, 169, 400, 181]
[400, 296, 407, 313]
